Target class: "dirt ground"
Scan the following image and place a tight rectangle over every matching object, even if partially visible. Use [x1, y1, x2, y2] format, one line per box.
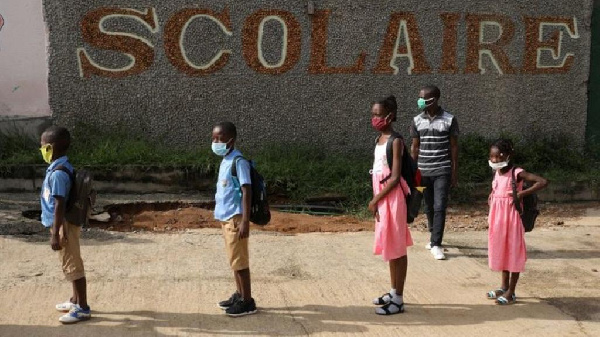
[93, 202, 594, 234]
[0, 200, 599, 336]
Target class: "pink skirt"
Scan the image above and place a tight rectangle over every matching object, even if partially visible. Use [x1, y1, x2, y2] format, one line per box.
[372, 167, 413, 261]
[488, 196, 527, 272]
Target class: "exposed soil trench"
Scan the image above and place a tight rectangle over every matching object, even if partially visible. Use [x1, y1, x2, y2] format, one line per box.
[90, 202, 594, 234]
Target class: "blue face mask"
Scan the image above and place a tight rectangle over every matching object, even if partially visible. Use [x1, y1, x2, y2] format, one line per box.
[211, 140, 231, 156]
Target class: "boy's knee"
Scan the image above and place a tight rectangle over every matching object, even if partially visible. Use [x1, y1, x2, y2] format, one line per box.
[231, 260, 249, 272]
[64, 270, 86, 282]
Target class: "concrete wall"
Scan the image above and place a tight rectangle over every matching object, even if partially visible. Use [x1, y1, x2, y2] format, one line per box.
[0, 0, 50, 118]
[42, 1, 593, 152]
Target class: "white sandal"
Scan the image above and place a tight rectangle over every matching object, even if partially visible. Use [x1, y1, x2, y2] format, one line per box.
[375, 301, 404, 315]
[373, 292, 392, 305]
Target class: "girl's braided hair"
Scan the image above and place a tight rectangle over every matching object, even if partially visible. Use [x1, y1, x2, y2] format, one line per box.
[491, 138, 514, 156]
[375, 95, 398, 121]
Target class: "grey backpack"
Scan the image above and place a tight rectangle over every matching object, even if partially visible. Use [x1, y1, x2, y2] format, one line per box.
[510, 167, 539, 232]
[53, 166, 96, 226]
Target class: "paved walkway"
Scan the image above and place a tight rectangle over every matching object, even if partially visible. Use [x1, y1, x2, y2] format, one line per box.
[1, 208, 598, 336]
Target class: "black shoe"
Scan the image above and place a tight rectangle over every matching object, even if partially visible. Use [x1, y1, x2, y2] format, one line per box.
[218, 292, 241, 310]
[225, 298, 257, 317]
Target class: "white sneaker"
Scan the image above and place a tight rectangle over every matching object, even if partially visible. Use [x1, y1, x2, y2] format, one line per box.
[425, 243, 432, 250]
[431, 246, 446, 260]
[59, 304, 91, 324]
[56, 301, 76, 312]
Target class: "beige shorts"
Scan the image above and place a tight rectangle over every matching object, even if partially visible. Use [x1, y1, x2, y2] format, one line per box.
[222, 215, 249, 271]
[58, 222, 86, 282]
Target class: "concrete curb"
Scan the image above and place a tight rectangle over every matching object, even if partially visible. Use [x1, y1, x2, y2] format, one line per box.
[0, 165, 214, 193]
[0, 165, 598, 202]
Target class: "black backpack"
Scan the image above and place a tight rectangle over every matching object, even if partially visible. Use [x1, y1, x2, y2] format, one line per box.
[377, 131, 422, 223]
[510, 167, 539, 232]
[53, 166, 96, 227]
[231, 156, 271, 226]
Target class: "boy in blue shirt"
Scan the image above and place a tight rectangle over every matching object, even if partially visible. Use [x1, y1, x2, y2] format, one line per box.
[40, 126, 91, 323]
[212, 122, 257, 317]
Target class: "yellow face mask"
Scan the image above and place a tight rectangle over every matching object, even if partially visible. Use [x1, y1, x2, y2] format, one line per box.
[40, 144, 53, 164]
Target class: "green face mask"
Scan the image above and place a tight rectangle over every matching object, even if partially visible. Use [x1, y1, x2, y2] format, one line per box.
[417, 97, 434, 111]
[40, 144, 53, 164]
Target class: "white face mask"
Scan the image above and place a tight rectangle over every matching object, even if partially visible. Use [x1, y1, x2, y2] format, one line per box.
[211, 139, 231, 156]
[488, 159, 509, 170]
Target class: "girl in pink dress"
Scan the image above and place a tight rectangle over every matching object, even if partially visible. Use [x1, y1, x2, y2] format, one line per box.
[487, 139, 547, 305]
[368, 95, 414, 315]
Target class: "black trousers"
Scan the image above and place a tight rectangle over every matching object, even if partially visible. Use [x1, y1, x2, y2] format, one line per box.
[422, 174, 451, 247]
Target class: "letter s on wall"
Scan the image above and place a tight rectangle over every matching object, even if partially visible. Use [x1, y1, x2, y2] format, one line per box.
[77, 7, 158, 78]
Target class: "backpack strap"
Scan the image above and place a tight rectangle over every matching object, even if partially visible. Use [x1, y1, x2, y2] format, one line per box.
[380, 132, 403, 184]
[52, 165, 74, 178]
[510, 167, 523, 214]
[51, 165, 76, 210]
[52, 165, 75, 187]
[231, 156, 246, 178]
[385, 133, 400, 171]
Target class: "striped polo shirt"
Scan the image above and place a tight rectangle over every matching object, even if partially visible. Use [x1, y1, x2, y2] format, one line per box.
[410, 109, 459, 177]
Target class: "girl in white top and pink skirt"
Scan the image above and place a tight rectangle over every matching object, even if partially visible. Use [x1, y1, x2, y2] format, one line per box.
[368, 95, 414, 315]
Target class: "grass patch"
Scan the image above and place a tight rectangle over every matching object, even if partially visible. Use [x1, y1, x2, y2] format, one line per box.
[247, 144, 372, 210]
[0, 126, 218, 170]
[0, 128, 40, 165]
[451, 133, 600, 203]
[1, 126, 599, 209]
[67, 126, 217, 171]
[457, 133, 600, 183]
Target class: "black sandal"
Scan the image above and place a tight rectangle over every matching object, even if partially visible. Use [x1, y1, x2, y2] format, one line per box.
[375, 301, 405, 315]
[372, 293, 392, 305]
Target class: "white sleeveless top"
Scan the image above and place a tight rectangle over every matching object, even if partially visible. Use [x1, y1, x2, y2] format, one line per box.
[372, 144, 388, 173]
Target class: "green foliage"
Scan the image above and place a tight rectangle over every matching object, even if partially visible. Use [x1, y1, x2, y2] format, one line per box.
[457, 134, 493, 184]
[0, 125, 218, 170]
[0, 128, 39, 164]
[248, 144, 373, 210]
[1, 125, 599, 210]
[516, 133, 588, 177]
[67, 126, 217, 170]
[456, 132, 599, 183]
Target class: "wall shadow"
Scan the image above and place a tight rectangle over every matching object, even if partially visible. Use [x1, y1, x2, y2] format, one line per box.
[1, 299, 591, 337]
[448, 244, 600, 260]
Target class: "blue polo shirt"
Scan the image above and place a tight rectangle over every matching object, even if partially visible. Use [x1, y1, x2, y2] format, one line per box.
[214, 149, 251, 221]
[41, 156, 73, 227]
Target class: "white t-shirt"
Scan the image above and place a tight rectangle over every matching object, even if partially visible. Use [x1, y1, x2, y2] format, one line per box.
[372, 143, 388, 174]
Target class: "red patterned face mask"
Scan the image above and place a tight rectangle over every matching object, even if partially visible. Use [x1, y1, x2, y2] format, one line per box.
[371, 115, 391, 131]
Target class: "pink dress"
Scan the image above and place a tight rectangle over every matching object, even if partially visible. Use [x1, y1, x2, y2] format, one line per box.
[372, 143, 413, 261]
[488, 167, 527, 272]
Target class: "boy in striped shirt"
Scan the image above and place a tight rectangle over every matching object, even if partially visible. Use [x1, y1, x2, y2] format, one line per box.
[410, 85, 459, 260]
